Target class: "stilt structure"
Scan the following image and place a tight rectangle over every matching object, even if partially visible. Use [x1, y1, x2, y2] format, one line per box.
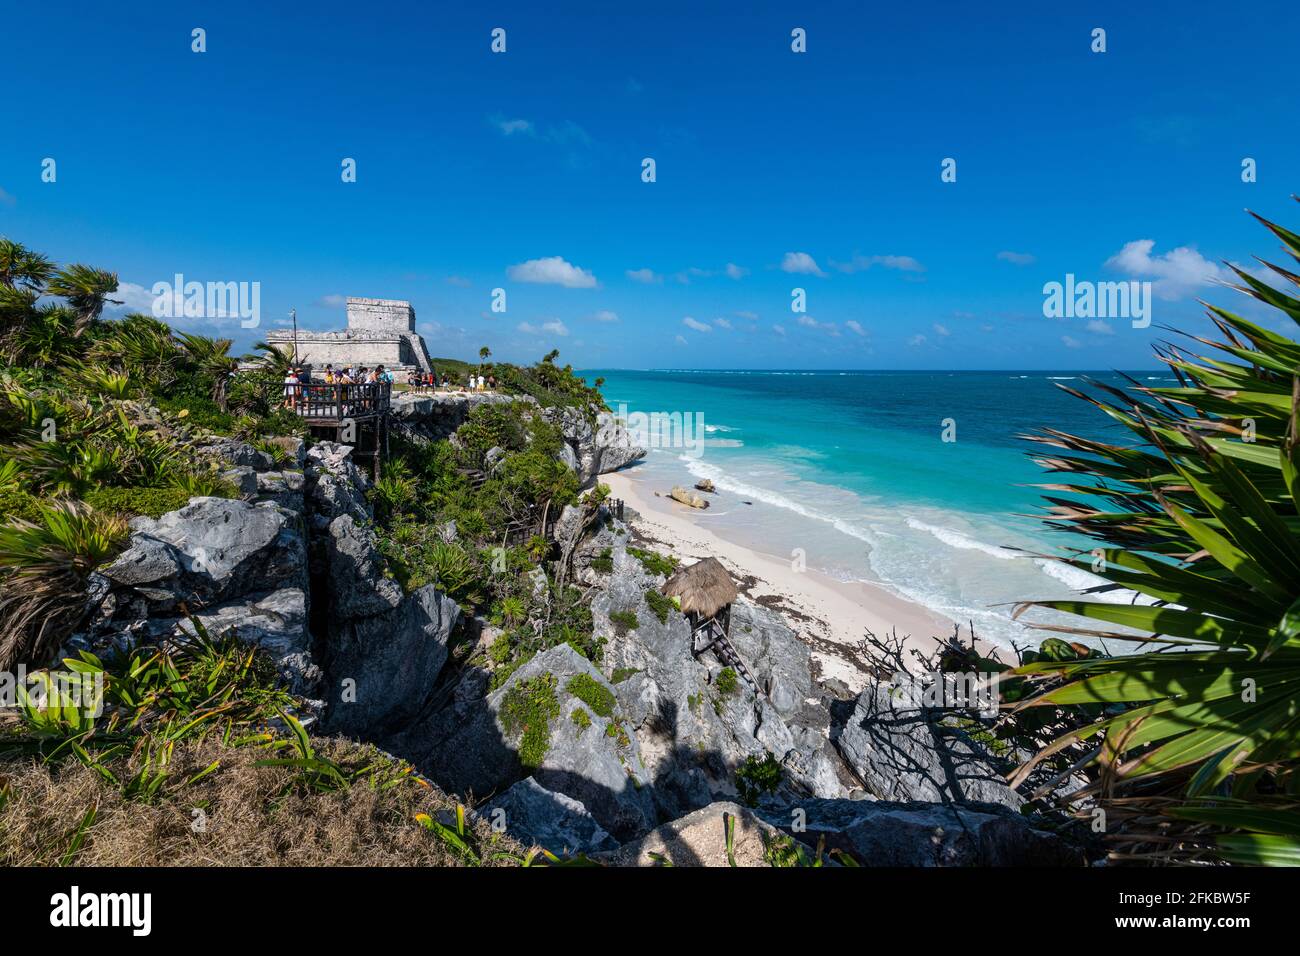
[662, 557, 761, 696]
[290, 381, 391, 479]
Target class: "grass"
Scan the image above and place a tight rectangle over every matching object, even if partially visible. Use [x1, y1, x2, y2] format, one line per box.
[0, 735, 522, 866]
[715, 667, 739, 696]
[609, 609, 639, 635]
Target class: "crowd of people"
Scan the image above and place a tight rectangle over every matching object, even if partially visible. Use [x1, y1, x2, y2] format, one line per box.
[280, 364, 394, 409]
[280, 364, 496, 410]
[406, 370, 497, 393]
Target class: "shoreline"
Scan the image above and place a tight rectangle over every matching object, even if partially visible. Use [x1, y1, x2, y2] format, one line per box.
[599, 468, 1005, 692]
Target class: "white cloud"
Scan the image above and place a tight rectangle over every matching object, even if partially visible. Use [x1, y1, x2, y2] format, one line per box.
[592, 309, 619, 323]
[682, 316, 712, 333]
[997, 251, 1036, 266]
[832, 254, 925, 274]
[446, 275, 472, 288]
[796, 315, 820, 328]
[772, 324, 786, 336]
[109, 282, 158, 314]
[845, 320, 866, 336]
[516, 319, 569, 337]
[315, 294, 346, 309]
[724, 263, 749, 280]
[1062, 335, 1082, 349]
[713, 317, 732, 330]
[907, 334, 927, 347]
[735, 310, 758, 321]
[1104, 239, 1231, 300]
[507, 256, 597, 288]
[1086, 319, 1114, 335]
[932, 323, 951, 337]
[674, 334, 688, 346]
[780, 252, 826, 277]
[493, 117, 534, 136]
[626, 268, 661, 284]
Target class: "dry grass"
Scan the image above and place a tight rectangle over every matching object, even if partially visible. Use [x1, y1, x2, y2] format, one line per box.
[0, 735, 525, 866]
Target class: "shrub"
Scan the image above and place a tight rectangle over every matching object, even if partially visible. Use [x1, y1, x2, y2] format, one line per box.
[498, 673, 561, 770]
[715, 667, 739, 696]
[611, 667, 641, 684]
[609, 610, 638, 635]
[736, 753, 783, 807]
[644, 589, 676, 624]
[83, 485, 192, 519]
[629, 547, 678, 577]
[565, 673, 616, 718]
[570, 708, 591, 732]
[589, 547, 613, 574]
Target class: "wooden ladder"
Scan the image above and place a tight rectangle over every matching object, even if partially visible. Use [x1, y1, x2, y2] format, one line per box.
[694, 620, 762, 697]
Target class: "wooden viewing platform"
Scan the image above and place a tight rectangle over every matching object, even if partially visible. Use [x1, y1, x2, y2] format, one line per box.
[285, 382, 392, 475]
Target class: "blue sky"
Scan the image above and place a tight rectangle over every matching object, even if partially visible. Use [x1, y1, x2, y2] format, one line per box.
[2, 0, 1297, 369]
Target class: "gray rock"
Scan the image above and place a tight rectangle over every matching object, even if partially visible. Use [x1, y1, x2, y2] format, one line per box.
[484, 777, 619, 856]
[196, 437, 274, 471]
[324, 514, 403, 620]
[322, 584, 459, 738]
[541, 406, 646, 488]
[598, 801, 783, 867]
[758, 799, 1084, 866]
[833, 682, 1023, 808]
[102, 497, 307, 609]
[178, 587, 318, 695]
[221, 465, 259, 498]
[408, 644, 658, 842]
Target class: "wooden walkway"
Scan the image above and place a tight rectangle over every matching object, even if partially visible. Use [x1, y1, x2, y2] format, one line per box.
[285, 382, 391, 475]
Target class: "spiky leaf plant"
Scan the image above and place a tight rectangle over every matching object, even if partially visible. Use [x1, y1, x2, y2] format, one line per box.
[1012, 200, 1300, 864]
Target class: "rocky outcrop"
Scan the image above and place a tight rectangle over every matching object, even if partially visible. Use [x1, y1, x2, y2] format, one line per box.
[585, 531, 850, 823]
[756, 799, 1085, 866]
[598, 801, 783, 867]
[543, 405, 646, 488]
[397, 643, 658, 842]
[391, 392, 529, 443]
[483, 777, 619, 856]
[832, 682, 1023, 808]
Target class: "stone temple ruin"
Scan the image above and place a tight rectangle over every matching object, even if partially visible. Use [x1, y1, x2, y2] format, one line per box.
[266, 297, 433, 373]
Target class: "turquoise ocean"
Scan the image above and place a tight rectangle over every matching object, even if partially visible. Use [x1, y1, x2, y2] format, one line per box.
[584, 369, 1171, 651]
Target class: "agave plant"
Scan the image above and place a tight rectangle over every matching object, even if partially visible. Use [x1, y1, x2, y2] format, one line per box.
[1011, 201, 1300, 864]
[0, 500, 126, 671]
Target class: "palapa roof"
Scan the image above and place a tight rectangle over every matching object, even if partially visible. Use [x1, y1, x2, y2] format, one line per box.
[662, 557, 738, 618]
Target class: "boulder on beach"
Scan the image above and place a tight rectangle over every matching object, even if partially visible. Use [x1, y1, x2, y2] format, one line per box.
[694, 479, 715, 493]
[669, 486, 709, 509]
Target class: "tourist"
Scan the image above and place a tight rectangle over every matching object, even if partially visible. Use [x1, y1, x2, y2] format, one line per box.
[477, 373, 485, 392]
[487, 374, 496, 391]
[324, 364, 336, 384]
[282, 367, 300, 409]
[377, 365, 392, 385]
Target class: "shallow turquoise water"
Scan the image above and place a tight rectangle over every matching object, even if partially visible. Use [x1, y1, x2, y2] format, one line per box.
[582, 369, 1170, 650]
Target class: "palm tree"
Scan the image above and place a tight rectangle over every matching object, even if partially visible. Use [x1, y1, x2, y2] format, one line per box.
[46, 264, 121, 335]
[0, 239, 54, 291]
[176, 332, 239, 411]
[250, 341, 294, 377]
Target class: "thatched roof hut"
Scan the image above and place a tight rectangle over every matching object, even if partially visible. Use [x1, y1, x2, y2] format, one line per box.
[662, 557, 738, 619]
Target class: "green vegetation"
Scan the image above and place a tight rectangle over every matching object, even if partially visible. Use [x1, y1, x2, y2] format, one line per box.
[611, 666, 641, 684]
[609, 610, 639, 635]
[644, 588, 676, 624]
[715, 667, 739, 696]
[81, 485, 198, 519]
[570, 707, 592, 732]
[589, 547, 613, 574]
[1011, 206, 1300, 865]
[628, 546, 678, 577]
[565, 673, 617, 718]
[499, 673, 562, 769]
[736, 752, 783, 807]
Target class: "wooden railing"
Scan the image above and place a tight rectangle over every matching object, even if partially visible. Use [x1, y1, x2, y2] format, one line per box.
[285, 382, 391, 422]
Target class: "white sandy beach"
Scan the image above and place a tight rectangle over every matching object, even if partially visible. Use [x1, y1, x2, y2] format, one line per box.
[600, 469, 1005, 691]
